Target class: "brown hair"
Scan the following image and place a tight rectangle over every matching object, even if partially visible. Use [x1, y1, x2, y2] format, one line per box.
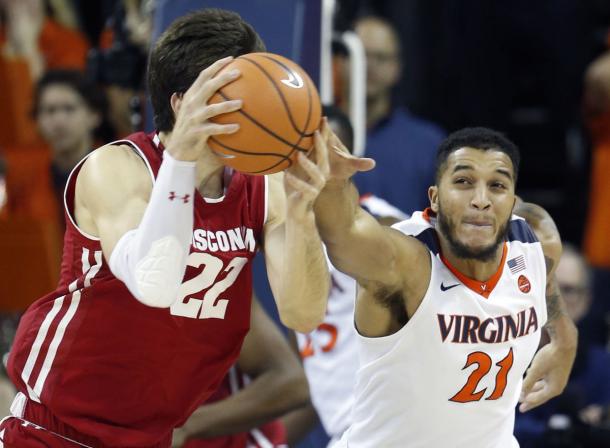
[147, 8, 265, 132]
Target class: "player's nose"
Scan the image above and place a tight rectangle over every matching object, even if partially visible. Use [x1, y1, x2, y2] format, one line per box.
[470, 183, 491, 210]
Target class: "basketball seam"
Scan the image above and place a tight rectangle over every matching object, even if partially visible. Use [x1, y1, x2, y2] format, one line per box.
[217, 90, 310, 154]
[259, 54, 315, 140]
[240, 55, 315, 137]
[209, 136, 293, 174]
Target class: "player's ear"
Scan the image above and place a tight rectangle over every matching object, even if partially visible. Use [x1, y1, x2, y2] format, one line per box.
[170, 92, 183, 116]
[429, 185, 439, 213]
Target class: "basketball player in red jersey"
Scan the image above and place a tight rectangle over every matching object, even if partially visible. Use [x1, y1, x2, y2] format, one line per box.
[1, 9, 340, 448]
[173, 296, 308, 448]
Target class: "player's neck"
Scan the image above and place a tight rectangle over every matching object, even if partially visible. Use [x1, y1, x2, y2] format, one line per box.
[366, 93, 391, 130]
[158, 131, 225, 198]
[437, 235, 505, 282]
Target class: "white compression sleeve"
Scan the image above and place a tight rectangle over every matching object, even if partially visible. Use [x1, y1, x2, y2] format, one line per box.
[109, 151, 196, 308]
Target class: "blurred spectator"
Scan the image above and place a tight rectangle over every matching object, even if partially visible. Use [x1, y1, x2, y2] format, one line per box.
[351, 16, 444, 215]
[34, 69, 110, 219]
[514, 245, 610, 448]
[582, 46, 610, 347]
[0, 0, 90, 147]
[1, 69, 109, 231]
[88, 0, 153, 137]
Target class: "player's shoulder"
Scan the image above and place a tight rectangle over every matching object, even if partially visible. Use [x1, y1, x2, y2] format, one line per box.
[78, 143, 153, 203]
[391, 210, 439, 254]
[83, 143, 149, 178]
[507, 215, 540, 244]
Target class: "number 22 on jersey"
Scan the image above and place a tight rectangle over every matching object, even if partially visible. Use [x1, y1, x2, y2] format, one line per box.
[170, 252, 247, 319]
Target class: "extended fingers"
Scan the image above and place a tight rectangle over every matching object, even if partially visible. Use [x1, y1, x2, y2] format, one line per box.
[190, 56, 234, 91]
[296, 152, 326, 191]
[200, 99, 242, 121]
[183, 58, 241, 109]
[284, 171, 319, 198]
[519, 382, 553, 412]
[520, 364, 542, 399]
[314, 130, 330, 178]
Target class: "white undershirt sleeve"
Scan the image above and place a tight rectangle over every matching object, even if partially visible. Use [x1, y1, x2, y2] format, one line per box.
[109, 151, 196, 308]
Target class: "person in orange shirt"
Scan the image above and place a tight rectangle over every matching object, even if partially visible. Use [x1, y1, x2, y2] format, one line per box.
[582, 46, 610, 346]
[3, 69, 109, 223]
[0, 0, 89, 148]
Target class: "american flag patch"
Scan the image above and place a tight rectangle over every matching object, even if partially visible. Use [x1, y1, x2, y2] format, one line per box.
[507, 255, 526, 274]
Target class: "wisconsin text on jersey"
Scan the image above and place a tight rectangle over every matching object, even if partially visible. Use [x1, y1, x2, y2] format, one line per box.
[437, 306, 539, 344]
[191, 227, 257, 253]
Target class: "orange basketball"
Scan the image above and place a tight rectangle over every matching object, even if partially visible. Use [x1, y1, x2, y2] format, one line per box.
[208, 53, 322, 175]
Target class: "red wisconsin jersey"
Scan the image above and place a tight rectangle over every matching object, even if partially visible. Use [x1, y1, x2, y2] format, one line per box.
[184, 366, 287, 448]
[7, 132, 267, 447]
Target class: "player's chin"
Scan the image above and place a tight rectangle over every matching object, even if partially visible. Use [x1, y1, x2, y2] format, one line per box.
[460, 237, 498, 255]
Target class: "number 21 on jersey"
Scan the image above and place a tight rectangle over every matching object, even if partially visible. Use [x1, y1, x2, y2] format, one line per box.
[450, 348, 514, 403]
[170, 252, 247, 319]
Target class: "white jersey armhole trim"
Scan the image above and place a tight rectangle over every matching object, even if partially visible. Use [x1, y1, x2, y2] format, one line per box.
[63, 138, 156, 242]
[355, 249, 435, 344]
[263, 174, 269, 225]
[203, 196, 225, 203]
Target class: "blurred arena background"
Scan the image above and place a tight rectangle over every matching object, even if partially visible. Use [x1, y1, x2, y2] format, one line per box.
[0, 1, 609, 447]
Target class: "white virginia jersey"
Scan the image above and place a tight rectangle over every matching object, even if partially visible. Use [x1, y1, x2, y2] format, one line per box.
[339, 210, 547, 448]
[297, 266, 358, 438]
[297, 195, 408, 439]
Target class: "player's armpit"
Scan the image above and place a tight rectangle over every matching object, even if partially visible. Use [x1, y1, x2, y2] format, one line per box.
[75, 144, 152, 256]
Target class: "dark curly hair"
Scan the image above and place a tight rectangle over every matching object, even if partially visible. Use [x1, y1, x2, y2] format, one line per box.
[435, 127, 520, 184]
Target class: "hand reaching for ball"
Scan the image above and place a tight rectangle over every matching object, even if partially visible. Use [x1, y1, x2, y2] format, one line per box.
[164, 56, 243, 164]
[320, 118, 376, 183]
[283, 118, 375, 216]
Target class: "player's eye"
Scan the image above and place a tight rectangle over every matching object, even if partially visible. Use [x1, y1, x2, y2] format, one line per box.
[454, 178, 470, 185]
[491, 182, 506, 190]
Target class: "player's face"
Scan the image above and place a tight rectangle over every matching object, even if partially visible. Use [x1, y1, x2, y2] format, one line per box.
[556, 252, 590, 323]
[430, 148, 516, 261]
[37, 85, 100, 155]
[355, 20, 401, 100]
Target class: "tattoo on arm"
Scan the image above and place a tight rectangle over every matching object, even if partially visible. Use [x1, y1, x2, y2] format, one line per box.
[544, 277, 567, 331]
[514, 202, 546, 226]
[544, 256, 555, 276]
[514, 202, 560, 239]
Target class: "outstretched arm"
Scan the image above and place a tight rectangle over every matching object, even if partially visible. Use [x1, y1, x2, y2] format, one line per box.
[314, 120, 428, 293]
[172, 296, 309, 446]
[513, 201, 578, 412]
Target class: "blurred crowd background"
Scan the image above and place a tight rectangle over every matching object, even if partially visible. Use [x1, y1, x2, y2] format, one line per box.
[0, 0, 610, 447]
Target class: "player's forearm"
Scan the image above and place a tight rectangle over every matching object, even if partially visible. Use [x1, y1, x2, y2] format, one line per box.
[281, 404, 320, 446]
[544, 281, 578, 351]
[278, 212, 330, 333]
[314, 179, 360, 244]
[182, 369, 309, 438]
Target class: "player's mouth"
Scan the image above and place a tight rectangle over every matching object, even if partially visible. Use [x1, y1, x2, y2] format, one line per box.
[462, 219, 493, 229]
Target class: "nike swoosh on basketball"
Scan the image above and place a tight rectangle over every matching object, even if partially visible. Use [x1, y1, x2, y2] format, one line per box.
[440, 283, 460, 291]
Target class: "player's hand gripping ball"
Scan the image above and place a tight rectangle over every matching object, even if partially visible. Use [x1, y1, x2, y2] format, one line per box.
[208, 52, 322, 175]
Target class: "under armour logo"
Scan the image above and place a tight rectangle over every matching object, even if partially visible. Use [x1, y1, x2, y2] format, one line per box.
[168, 191, 190, 203]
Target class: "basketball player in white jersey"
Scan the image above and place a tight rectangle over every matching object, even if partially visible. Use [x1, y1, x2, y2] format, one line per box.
[312, 125, 578, 447]
[289, 194, 407, 446]
[284, 107, 409, 445]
